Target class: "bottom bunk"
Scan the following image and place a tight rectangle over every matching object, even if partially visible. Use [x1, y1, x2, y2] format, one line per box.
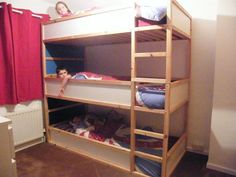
[46, 102, 187, 177]
[49, 126, 186, 177]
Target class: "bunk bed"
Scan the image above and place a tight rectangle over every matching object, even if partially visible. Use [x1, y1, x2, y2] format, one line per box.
[42, 1, 191, 177]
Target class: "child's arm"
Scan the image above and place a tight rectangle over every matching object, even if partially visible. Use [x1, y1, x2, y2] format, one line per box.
[58, 75, 72, 96]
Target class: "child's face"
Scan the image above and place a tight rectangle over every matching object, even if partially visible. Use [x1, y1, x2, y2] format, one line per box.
[56, 3, 69, 16]
[58, 69, 69, 78]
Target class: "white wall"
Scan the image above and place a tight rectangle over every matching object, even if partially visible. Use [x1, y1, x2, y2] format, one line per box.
[2, 0, 54, 14]
[177, 0, 217, 154]
[207, 0, 236, 175]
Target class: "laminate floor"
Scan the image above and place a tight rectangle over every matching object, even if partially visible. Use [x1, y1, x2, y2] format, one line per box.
[16, 143, 235, 177]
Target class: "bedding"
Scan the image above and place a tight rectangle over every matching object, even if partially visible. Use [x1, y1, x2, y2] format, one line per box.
[51, 110, 164, 149]
[136, 85, 165, 109]
[72, 72, 119, 81]
[51, 110, 178, 177]
[136, 157, 161, 177]
[135, 0, 167, 22]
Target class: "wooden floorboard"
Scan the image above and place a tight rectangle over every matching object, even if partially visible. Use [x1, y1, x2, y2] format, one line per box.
[16, 143, 235, 177]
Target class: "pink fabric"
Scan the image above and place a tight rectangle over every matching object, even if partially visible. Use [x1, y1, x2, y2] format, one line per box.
[137, 18, 158, 27]
[0, 3, 49, 105]
[76, 72, 120, 80]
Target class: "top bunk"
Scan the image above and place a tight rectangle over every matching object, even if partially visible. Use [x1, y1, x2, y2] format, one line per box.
[42, 0, 191, 46]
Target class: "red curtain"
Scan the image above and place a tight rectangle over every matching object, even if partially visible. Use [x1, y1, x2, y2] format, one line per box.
[0, 3, 49, 105]
[0, 2, 17, 104]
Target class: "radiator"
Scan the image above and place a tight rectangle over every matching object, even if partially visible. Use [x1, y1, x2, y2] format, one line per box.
[4, 108, 44, 147]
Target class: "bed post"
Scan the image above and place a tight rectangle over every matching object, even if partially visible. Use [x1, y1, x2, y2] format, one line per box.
[130, 1, 137, 173]
[162, 0, 173, 176]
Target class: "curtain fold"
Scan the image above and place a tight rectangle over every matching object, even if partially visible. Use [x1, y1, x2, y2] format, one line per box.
[0, 2, 17, 104]
[0, 3, 49, 105]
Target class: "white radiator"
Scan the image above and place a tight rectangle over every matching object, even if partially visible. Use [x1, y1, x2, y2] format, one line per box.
[4, 108, 44, 148]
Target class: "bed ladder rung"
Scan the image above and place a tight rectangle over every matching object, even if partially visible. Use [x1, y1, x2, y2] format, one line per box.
[135, 151, 163, 163]
[135, 52, 166, 58]
[134, 106, 165, 114]
[135, 25, 165, 32]
[132, 78, 166, 84]
[134, 129, 165, 139]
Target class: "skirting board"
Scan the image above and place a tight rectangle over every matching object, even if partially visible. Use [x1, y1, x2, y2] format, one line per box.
[186, 146, 208, 156]
[207, 162, 236, 176]
[15, 137, 45, 152]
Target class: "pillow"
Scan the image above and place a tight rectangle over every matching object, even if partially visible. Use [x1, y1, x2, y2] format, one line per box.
[135, 0, 167, 21]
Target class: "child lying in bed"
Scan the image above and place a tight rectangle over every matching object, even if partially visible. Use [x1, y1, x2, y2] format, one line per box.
[55, 1, 96, 18]
[56, 66, 119, 96]
[55, 1, 73, 18]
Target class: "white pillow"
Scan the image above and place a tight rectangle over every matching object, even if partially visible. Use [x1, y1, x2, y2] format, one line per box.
[135, 0, 167, 21]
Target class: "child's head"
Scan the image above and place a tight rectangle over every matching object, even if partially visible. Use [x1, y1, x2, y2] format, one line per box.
[56, 66, 70, 78]
[55, 1, 72, 17]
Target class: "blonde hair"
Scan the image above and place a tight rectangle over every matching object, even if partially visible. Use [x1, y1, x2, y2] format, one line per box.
[55, 1, 71, 15]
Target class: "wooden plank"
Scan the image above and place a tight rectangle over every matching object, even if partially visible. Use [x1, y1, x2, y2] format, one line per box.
[48, 129, 136, 175]
[170, 82, 189, 113]
[171, 79, 189, 88]
[48, 103, 81, 113]
[166, 134, 186, 177]
[130, 11, 137, 171]
[170, 99, 188, 114]
[135, 151, 162, 163]
[171, 2, 191, 37]
[132, 171, 150, 177]
[45, 77, 131, 86]
[43, 30, 131, 44]
[46, 95, 130, 110]
[135, 52, 166, 58]
[162, 3, 172, 168]
[134, 129, 165, 139]
[172, 0, 192, 19]
[166, 29, 173, 83]
[46, 57, 83, 61]
[50, 140, 131, 173]
[167, 133, 186, 158]
[132, 78, 166, 84]
[172, 26, 191, 39]
[43, 5, 133, 25]
[134, 106, 165, 114]
[134, 25, 165, 32]
[49, 127, 130, 153]
[130, 83, 136, 172]
[43, 96, 50, 142]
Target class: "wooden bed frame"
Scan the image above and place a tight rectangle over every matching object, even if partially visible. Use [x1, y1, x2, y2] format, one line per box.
[42, 0, 192, 177]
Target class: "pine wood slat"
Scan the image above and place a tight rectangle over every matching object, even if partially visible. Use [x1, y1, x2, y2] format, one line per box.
[46, 95, 131, 110]
[134, 25, 165, 32]
[134, 106, 165, 114]
[48, 103, 81, 113]
[134, 151, 163, 163]
[134, 129, 165, 139]
[167, 133, 186, 158]
[172, 0, 192, 19]
[132, 171, 150, 177]
[49, 126, 130, 153]
[135, 52, 166, 58]
[46, 57, 83, 61]
[132, 78, 166, 84]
